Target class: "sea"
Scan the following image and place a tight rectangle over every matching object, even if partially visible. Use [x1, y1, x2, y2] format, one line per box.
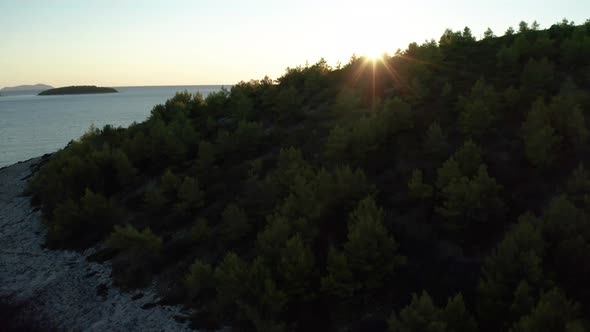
[0, 85, 225, 167]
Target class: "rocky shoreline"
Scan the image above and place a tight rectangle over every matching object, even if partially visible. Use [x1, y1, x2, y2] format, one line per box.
[0, 158, 193, 331]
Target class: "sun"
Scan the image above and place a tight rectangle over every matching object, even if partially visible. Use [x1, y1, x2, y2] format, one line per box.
[356, 33, 388, 61]
[364, 48, 384, 61]
[361, 44, 389, 61]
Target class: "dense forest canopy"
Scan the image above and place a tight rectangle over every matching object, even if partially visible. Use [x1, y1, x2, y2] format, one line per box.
[28, 19, 590, 331]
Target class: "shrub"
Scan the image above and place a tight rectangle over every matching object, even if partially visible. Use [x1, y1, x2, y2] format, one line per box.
[48, 189, 122, 248]
[107, 224, 163, 257]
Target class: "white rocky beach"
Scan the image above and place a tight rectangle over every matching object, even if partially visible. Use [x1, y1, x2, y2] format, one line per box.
[0, 157, 193, 331]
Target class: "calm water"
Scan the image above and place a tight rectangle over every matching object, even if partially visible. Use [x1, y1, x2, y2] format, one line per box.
[0, 86, 224, 167]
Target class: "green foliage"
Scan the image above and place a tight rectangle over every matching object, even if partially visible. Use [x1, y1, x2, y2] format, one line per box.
[257, 215, 293, 265]
[48, 189, 122, 248]
[478, 214, 545, 330]
[146, 119, 190, 165]
[332, 87, 362, 115]
[143, 170, 180, 213]
[213, 252, 248, 312]
[324, 125, 350, 162]
[175, 176, 204, 216]
[561, 26, 590, 66]
[522, 99, 562, 168]
[408, 169, 433, 200]
[204, 88, 230, 116]
[457, 79, 498, 137]
[510, 280, 535, 319]
[389, 292, 476, 332]
[511, 288, 584, 332]
[196, 140, 216, 174]
[191, 218, 211, 243]
[539, 195, 590, 302]
[107, 223, 163, 286]
[437, 165, 503, 228]
[382, 97, 414, 132]
[459, 99, 494, 137]
[229, 87, 255, 119]
[144, 185, 167, 212]
[389, 292, 446, 332]
[273, 163, 374, 239]
[217, 120, 265, 158]
[322, 197, 405, 305]
[108, 224, 162, 257]
[220, 203, 251, 244]
[324, 98, 413, 165]
[436, 158, 462, 189]
[521, 57, 555, 94]
[549, 95, 589, 147]
[272, 86, 304, 123]
[160, 169, 181, 196]
[272, 147, 314, 193]
[424, 122, 450, 160]
[442, 294, 478, 332]
[238, 257, 288, 331]
[277, 235, 315, 299]
[439, 27, 477, 47]
[566, 164, 590, 204]
[454, 140, 483, 177]
[26, 19, 590, 331]
[433, 140, 483, 194]
[497, 45, 519, 68]
[185, 260, 214, 300]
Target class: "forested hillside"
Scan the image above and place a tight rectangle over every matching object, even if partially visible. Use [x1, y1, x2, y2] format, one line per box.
[28, 19, 590, 331]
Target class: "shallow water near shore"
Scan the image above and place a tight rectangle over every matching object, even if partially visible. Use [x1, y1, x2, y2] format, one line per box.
[0, 85, 223, 167]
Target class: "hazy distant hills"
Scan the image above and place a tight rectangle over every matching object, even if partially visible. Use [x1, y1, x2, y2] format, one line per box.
[1, 84, 54, 96]
[1, 84, 53, 92]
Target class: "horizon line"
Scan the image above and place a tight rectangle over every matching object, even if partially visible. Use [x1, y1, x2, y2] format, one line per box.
[0, 83, 236, 90]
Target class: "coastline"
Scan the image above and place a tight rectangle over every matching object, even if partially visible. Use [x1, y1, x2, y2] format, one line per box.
[0, 157, 193, 331]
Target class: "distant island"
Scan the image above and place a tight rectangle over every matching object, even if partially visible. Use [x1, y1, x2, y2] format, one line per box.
[1, 84, 53, 92]
[39, 85, 118, 96]
[1, 84, 54, 96]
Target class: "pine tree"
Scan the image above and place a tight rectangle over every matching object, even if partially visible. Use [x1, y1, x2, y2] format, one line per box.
[278, 235, 315, 299]
[454, 140, 482, 177]
[196, 140, 216, 174]
[185, 260, 214, 299]
[478, 215, 545, 330]
[441, 294, 477, 332]
[437, 165, 502, 227]
[424, 122, 450, 159]
[175, 176, 204, 216]
[214, 252, 248, 313]
[522, 100, 561, 168]
[408, 169, 434, 200]
[322, 197, 405, 305]
[220, 203, 251, 244]
[566, 164, 590, 204]
[511, 288, 583, 332]
[144, 184, 167, 212]
[436, 158, 462, 189]
[388, 291, 446, 332]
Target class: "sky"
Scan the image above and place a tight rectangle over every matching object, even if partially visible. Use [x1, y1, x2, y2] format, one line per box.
[1, 0, 589, 88]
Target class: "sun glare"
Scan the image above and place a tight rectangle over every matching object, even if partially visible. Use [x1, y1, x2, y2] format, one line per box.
[364, 49, 384, 61]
